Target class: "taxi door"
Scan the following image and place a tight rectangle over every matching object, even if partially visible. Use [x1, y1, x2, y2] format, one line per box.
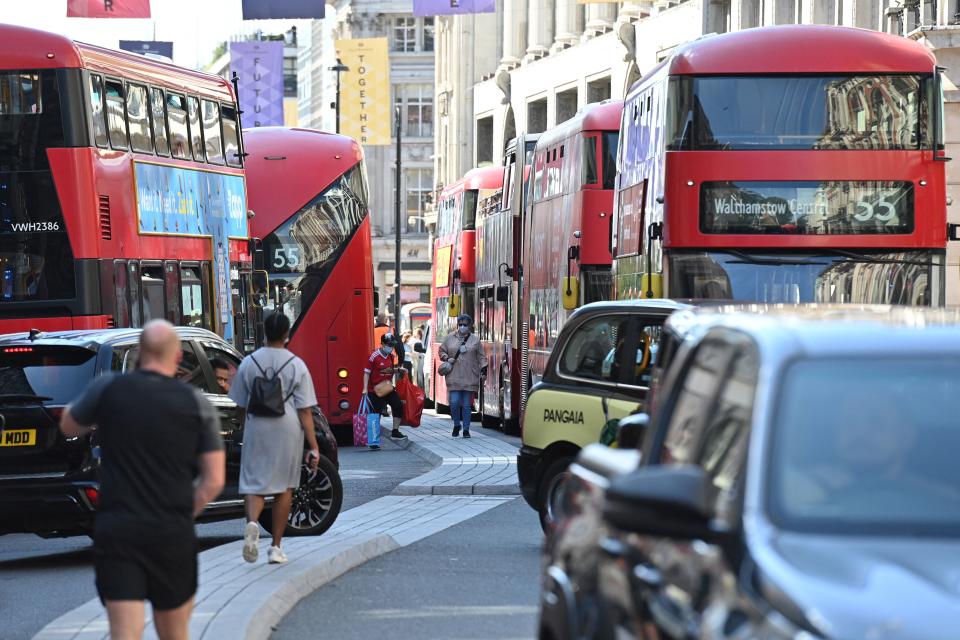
[522, 311, 664, 451]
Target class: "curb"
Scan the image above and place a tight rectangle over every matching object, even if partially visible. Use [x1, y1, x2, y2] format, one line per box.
[242, 534, 399, 640]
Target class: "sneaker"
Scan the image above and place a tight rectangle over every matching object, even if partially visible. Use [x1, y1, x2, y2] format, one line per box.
[369, 444, 380, 450]
[452, 426, 461, 438]
[391, 429, 407, 439]
[463, 431, 471, 439]
[267, 545, 288, 564]
[242, 521, 259, 563]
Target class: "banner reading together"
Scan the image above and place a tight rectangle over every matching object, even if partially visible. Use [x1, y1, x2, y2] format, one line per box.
[335, 38, 391, 146]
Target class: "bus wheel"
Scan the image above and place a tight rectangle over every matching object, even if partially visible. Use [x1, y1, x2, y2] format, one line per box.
[537, 456, 575, 534]
[261, 454, 343, 537]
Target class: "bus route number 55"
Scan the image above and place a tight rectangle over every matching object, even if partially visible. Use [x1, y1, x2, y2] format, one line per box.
[273, 246, 301, 269]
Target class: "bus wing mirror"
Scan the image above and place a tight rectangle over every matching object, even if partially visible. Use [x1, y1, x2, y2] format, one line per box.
[561, 276, 579, 311]
[448, 294, 462, 317]
[252, 270, 269, 295]
[496, 286, 509, 302]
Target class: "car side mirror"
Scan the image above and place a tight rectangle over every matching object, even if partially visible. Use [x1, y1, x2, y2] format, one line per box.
[495, 285, 509, 302]
[603, 465, 720, 541]
[616, 412, 649, 450]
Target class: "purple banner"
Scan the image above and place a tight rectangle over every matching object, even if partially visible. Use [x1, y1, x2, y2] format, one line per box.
[119, 40, 173, 58]
[413, 0, 495, 15]
[230, 41, 284, 128]
[241, 0, 324, 19]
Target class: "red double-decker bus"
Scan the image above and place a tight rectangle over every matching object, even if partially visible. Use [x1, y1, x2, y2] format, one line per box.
[613, 25, 948, 305]
[244, 127, 374, 439]
[475, 136, 538, 433]
[427, 166, 502, 409]
[522, 100, 622, 395]
[0, 25, 255, 348]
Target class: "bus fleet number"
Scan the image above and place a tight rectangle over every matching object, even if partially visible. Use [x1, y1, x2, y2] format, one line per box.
[273, 246, 301, 269]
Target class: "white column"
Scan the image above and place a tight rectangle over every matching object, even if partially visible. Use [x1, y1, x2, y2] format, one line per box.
[552, 0, 581, 52]
[526, 0, 556, 60]
[500, 0, 528, 68]
[584, 3, 617, 38]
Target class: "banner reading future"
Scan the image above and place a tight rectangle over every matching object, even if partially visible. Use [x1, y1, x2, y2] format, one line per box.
[335, 38, 391, 146]
[230, 41, 284, 128]
[413, 0, 495, 16]
[241, 0, 325, 19]
[67, 0, 151, 17]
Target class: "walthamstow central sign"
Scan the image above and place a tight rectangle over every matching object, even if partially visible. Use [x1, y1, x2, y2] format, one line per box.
[700, 180, 914, 235]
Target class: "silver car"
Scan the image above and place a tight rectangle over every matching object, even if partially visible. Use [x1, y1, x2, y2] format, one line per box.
[592, 305, 960, 640]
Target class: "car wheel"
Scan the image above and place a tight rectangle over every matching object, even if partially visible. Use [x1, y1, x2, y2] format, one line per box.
[260, 454, 343, 537]
[537, 456, 575, 534]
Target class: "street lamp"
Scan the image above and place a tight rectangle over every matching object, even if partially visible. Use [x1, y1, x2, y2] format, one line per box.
[329, 59, 349, 134]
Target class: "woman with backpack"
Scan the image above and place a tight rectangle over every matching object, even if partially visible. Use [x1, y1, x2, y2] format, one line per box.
[438, 314, 486, 438]
[229, 312, 321, 565]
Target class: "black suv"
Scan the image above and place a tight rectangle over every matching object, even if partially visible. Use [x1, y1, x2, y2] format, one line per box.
[0, 327, 342, 538]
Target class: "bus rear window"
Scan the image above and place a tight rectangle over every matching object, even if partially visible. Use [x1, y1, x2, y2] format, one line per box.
[0, 347, 97, 405]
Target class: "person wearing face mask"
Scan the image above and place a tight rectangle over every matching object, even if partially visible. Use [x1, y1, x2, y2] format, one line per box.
[362, 333, 408, 442]
[439, 314, 486, 438]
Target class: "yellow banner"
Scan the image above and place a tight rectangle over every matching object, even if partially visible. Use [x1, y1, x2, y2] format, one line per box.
[335, 38, 391, 146]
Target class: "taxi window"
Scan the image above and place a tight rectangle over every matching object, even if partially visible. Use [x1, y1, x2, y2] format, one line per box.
[559, 315, 630, 384]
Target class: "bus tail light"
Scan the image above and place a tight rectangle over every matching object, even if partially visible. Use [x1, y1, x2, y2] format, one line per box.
[337, 368, 349, 379]
[339, 400, 350, 411]
[337, 384, 349, 395]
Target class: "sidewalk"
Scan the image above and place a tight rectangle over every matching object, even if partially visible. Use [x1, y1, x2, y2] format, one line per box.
[34, 411, 521, 640]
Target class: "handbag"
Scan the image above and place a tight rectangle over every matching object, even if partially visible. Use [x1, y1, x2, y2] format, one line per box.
[438, 335, 469, 377]
[373, 380, 394, 397]
[352, 396, 370, 447]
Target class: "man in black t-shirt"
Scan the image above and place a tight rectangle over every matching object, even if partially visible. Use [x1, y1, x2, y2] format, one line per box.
[61, 320, 225, 640]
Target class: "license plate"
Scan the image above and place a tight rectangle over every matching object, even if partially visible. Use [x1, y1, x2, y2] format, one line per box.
[0, 429, 37, 447]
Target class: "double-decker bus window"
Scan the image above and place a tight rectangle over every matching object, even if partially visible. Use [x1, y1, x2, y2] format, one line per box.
[89, 74, 109, 148]
[261, 163, 368, 328]
[669, 75, 927, 151]
[166, 93, 190, 160]
[202, 100, 224, 165]
[113, 260, 130, 326]
[222, 106, 241, 167]
[126, 84, 152, 154]
[150, 88, 169, 156]
[180, 265, 205, 327]
[164, 262, 180, 323]
[462, 190, 478, 231]
[128, 262, 142, 327]
[187, 96, 204, 163]
[601, 132, 618, 190]
[105, 80, 128, 150]
[141, 264, 165, 322]
[582, 136, 598, 186]
[200, 261, 213, 329]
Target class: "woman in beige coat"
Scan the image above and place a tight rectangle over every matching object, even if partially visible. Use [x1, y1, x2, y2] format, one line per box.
[438, 314, 486, 437]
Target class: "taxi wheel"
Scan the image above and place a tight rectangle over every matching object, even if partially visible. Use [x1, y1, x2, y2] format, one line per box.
[537, 456, 575, 534]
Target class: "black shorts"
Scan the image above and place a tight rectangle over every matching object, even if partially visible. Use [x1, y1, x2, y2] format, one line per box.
[94, 537, 198, 610]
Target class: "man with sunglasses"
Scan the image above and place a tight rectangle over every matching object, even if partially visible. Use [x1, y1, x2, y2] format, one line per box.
[438, 314, 486, 438]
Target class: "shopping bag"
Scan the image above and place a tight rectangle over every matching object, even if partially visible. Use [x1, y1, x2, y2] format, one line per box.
[367, 410, 382, 448]
[395, 376, 425, 428]
[352, 396, 369, 447]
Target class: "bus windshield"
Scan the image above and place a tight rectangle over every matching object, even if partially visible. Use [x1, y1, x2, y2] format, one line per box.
[668, 75, 930, 151]
[261, 163, 369, 329]
[667, 250, 942, 305]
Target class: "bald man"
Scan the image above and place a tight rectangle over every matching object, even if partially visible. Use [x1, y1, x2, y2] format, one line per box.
[61, 320, 225, 640]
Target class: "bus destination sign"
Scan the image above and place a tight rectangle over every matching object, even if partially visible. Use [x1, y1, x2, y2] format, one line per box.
[700, 180, 914, 235]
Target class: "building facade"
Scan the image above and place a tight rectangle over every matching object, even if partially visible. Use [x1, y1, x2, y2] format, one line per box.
[433, 0, 960, 302]
[296, 1, 437, 317]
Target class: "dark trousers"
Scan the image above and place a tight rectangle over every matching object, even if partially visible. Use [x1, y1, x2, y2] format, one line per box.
[367, 390, 403, 425]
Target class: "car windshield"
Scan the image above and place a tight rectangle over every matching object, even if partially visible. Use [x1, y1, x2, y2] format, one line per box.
[768, 357, 960, 536]
[0, 346, 97, 405]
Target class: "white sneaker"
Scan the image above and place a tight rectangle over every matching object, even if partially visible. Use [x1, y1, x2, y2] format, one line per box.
[242, 521, 260, 563]
[267, 545, 288, 564]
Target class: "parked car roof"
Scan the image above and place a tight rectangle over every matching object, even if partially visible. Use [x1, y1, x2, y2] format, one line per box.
[0, 327, 231, 350]
[571, 299, 690, 317]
